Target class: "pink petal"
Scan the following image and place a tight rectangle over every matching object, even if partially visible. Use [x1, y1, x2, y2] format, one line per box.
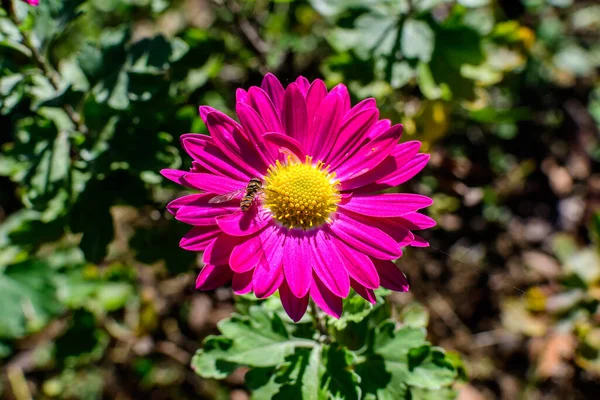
[236, 102, 277, 163]
[339, 194, 433, 218]
[360, 154, 430, 192]
[327, 212, 401, 260]
[280, 280, 309, 322]
[310, 274, 343, 318]
[342, 211, 415, 247]
[232, 270, 254, 295]
[183, 172, 246, 195]
[311, 230, 350, 298]
[330, 84, 350, 115]
[205, 112, 267, 177]
[335, 239, 380, 289]
[248, 87, 283, 133]
[372, 259, 409, 292]
[282, 232, 313, 298]
[236, 88, 248, 104]
[181, 135, 251, 181]
[340, 140, 421, 191]
[199, 106, 219, 124]
[307, 92, 344, 160]
[261, 73, 284, 112]
[166, 193, 206, 215]
[410, 235, 430, 247]
[335, 124, 403, 181]
[327, 108, 379, 169]
[196, 264, 233, 290]
[344, 98, 376, 121]
[282, 83, 309, 144]
[229, 235, 263, 273]
[263, 132, 307, 161]
[367, 119, 392, 140]
[203, 234, 242, 265]
[180, 226, 221, 251]
[216, 207, 270, 236]
[306, 79, 327, 125]
[174, 196, 238, 226]
[253, 226, 285, 298]
[161, 169, 194, 188]
[351, 279, 377, 304]
[397, 213, 437, 230]
[295, 76, 310, 95]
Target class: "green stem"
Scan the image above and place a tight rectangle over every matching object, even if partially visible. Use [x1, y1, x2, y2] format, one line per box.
[309, 300, 330, 343]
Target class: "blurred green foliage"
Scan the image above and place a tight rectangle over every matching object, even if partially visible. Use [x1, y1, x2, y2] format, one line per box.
[0, 0, 599, 398]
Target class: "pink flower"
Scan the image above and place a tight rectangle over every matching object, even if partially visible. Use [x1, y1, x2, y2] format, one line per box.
[162, 74, 434, 321]
[22, 0, 39, 5]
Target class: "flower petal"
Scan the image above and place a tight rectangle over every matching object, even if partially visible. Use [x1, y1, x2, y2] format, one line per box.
[199, 106, 219, 124]
[339, 194, 433, 218]
[282, 83, 309, 144]
[181, 135, 251, 181]
[308, 92, 344, 160]
[183, 172, 246, 195]
[203, 234, 242, 265]
[335, 124, 403, 181]
[161, 168, 194, 188]
[335, 239, 380, 289]
[261, 73, 284, 112]
[358, 153, 430, 192]
[236, 102, 276, 163]
[328, 212, 401, 260]
[295, 76, 310, 95]
[236, 88, 248, 103]
[166, 193, 206, 215]
[253, 226, 285, 298]
[180, 226, 221, 251]
[196, 264, 233, 290]
[282, 232, 313, 298]
[205, 112, 267, 176]
[174, 195, 238, 225]
[372, 259, 409, 292]
[351, 279, 377, 304]
[345, 98, 376, 121]
[232, 270, 254, 295]
[280, 280, 309, 322]
[328, 108, 379, 169]
[311, 230, 350, 298]
[397, 213, 437, 230]
[306, 79, 327, 125]
[310, 274, 342, 318]
[263, 132, 307, 162]
[248, 87, 283, 133]
[410, 235, 430, 247]
[229, 235, 263, 273]
[330, 83, 350, 114]
[216, 207, 270, 237]
[340, 140, 421, 191]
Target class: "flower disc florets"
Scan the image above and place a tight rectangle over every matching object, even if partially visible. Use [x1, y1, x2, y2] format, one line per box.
[263, 156, 340, 229]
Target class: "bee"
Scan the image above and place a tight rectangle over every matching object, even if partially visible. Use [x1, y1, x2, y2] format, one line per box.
[208, 177, 263, 212]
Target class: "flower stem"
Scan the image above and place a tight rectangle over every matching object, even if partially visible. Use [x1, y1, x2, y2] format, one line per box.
[309, 300, 329, 343]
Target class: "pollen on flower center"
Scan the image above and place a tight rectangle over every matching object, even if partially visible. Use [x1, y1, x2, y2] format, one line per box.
[263, 155, 341, 229]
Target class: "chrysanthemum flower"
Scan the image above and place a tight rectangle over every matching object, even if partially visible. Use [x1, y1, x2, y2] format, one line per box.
[162, 74, 434, 321]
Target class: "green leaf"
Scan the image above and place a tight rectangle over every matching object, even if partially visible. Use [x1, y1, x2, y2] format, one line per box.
[401, 19, 435, 63]
[357, 322, 459, 399]
[319, 345, 361, 400]
[0, 260, 63, 339]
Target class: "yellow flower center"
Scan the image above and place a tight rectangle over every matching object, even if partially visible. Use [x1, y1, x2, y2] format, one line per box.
[263, 156, 341, 229]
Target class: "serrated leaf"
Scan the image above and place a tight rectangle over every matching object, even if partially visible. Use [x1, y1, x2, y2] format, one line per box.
[401, 19, 435, 63]
[319, 345, 361, 400]
[0, 260, 63, 339]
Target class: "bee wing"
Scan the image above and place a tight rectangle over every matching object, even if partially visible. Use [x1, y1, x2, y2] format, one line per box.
[279, 147, 301, 163]
[208, 189, 245, 204]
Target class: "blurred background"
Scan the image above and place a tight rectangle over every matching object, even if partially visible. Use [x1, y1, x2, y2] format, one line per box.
[0, 0, 599, 398]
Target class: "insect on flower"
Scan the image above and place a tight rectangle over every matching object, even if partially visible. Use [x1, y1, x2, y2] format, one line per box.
[162, 74, 435, 321]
